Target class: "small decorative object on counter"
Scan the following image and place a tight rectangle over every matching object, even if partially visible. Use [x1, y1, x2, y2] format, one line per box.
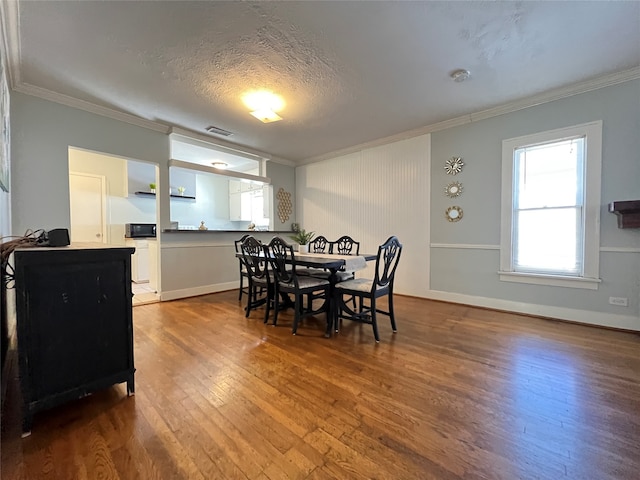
[248, 222, 256, 231]
[178, 186, 186, 196]
[291, 223, 300, 232]
[149, 182, 156, 194]
[199, 221, 208, 230]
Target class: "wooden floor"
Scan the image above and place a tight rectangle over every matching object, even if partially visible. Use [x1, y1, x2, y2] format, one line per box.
[2, 291, 639, 479]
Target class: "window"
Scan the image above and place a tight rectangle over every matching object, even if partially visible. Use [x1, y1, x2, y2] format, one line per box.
[500, 121, 602, 289]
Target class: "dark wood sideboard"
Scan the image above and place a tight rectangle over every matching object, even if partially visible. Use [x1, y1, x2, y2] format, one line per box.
[14, 244, 136, 435]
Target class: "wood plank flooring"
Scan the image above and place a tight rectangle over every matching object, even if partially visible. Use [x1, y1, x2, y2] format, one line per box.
[2, 291, 639, 479]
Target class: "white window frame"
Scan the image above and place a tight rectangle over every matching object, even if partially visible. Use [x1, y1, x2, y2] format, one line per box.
[499, 121, 602, 290]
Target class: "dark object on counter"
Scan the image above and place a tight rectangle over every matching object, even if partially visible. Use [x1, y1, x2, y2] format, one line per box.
[125, 223, 156, 238]
[46, 228, 70, 247]
[14, 245, 136, 435]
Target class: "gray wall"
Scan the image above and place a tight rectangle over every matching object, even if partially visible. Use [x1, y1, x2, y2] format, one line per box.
[430, 80, 640, 328]
[11, 93, 168, 235]
[10, 92, 298, 300]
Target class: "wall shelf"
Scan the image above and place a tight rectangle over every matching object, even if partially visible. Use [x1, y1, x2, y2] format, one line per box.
[609, 200, 640, 229]
[134, 191, 196, 200]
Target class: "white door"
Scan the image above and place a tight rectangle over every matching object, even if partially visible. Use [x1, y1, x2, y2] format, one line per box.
[69, 172, 107, 243]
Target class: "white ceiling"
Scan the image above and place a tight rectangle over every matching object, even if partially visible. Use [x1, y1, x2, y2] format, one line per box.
[4, 1, 640, 164]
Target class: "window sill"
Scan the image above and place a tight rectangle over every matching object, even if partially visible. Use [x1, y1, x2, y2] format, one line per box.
[498, 271, 601, 290]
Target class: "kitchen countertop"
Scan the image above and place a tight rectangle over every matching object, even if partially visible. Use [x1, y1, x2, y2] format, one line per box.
[162, 229, 293, 234]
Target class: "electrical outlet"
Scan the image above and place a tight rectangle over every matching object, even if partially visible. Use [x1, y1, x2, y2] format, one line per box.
[609, 297, 628, 307]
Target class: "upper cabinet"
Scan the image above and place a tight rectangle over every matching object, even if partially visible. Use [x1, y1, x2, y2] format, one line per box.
[229, 180, 271, 224]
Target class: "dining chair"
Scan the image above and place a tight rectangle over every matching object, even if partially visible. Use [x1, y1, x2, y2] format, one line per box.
[299, 235, 333, 280]
[240, 235, 273, 323]
[334, 236, 402, 342]
[330, 235, 360, 255]
[234, 234, 251, 301]
[329, 235, 361, 284]
[265, 236, 330, 335]
[309, 235, 330, 253]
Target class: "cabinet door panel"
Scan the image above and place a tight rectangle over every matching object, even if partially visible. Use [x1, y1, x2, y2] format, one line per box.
[23, 260, 131, 399]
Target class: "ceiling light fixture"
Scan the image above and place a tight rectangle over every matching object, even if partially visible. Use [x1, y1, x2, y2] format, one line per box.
[450, 69, 471, 83]
[242, 90, 285, 123]
[211, 161, 228, 169]
[249, 109, 282, 123]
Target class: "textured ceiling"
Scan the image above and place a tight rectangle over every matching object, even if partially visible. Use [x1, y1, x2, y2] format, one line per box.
[7, 1, 640, 163]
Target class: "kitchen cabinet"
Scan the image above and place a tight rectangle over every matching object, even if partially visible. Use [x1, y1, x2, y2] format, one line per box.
[229, 191, 252, 221]
[126, 239, 150, 283]
[229, 180, 270, 222]
[14, 244, 135, 435]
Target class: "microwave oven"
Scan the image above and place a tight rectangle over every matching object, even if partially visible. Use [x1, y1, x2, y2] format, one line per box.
[125, 223, 156, 238]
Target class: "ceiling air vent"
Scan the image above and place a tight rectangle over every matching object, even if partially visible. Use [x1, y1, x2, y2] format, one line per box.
[205, 125, 233, 137]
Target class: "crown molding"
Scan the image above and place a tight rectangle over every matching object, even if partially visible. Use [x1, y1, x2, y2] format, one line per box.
[0, 0, 20, 88]
[268, 156, 296, 167]
[14, 82, 171, 133]
[7, 12, 638, 170]
[300, 67, 640, 165]
[15, 82, 299, 166]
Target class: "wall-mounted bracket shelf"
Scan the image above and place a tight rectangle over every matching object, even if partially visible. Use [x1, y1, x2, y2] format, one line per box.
[134, 191, 196, 200]
[608, 200, 640, 229]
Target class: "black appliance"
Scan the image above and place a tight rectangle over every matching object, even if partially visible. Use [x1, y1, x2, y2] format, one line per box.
[125, 223, 156, 238]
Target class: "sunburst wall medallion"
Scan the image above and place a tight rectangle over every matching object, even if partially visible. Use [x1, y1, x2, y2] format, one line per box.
[444, 157, 464, 175]
[445, 181, 463, 198]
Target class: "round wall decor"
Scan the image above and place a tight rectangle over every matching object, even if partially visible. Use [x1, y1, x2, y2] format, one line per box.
[445, 157, 464, 175]
[445, 181, 463, 198]
[445, 206, 463, 222]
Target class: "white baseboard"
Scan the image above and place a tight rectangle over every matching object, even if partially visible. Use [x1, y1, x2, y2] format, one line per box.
[424, 290, 640, 331]
[159, 283, 639, 331]
[160, 281, 239, 301]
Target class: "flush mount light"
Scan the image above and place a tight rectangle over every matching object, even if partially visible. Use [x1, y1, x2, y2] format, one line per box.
[211, 161, 228, 169]
[450, 69, 471, 83]
[249, 109, 282, 123]
[243, 90, 284, 123]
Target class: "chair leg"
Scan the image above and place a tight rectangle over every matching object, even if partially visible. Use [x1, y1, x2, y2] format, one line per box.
[371, 297, 380, 343]
[292, 294, 301, 335]
[238, 273, 244, 301]
[263, 284, 272, 324]
[245, 281, 253, 318]
[389, 292, 397, 333]
[335, 292, 343, 333]
[273, 286, 280, 326]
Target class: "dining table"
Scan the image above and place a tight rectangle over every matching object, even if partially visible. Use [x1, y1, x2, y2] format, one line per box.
[236, 250, 376, 337]
[295, 251, 376, 336]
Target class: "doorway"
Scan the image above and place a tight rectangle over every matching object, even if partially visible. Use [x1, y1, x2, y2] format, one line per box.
[68, 147, 160, 306]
